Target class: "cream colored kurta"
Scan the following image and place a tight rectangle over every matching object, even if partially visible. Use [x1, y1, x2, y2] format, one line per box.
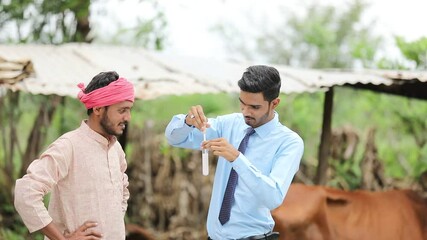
[14, 121, 130, 240]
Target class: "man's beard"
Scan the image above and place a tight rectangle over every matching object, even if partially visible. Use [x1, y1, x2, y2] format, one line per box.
[244, 109, 270, 128]
[100, 110, 126, 137]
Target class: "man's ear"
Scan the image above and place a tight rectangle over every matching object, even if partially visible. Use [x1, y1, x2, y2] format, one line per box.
[271, 98, 280, 109]
[92, 106, 104, 116]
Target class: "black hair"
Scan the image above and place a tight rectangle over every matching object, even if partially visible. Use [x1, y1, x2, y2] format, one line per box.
[237, 65, 281, 102]
[85, 71, 119, 115]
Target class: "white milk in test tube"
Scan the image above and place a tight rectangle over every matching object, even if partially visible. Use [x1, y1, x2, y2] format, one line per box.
[202, 131, 209, 175]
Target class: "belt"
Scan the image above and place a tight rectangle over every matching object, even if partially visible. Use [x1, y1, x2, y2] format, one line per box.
[208, 232, 279, 240]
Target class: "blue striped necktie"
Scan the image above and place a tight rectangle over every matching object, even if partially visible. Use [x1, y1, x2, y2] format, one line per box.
[218, 128, 256, 225]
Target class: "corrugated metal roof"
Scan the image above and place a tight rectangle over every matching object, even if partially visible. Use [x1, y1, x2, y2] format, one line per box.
[1, 43, 426, 99]
[0, 44, 223, 99]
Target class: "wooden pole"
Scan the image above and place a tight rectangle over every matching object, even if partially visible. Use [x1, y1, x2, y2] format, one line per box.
[315, 87, 334, 185]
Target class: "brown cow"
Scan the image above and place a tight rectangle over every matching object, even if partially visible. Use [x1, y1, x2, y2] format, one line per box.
[272, 183, 427, 240]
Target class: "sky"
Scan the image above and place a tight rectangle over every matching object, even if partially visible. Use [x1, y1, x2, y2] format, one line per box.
[91, 0, 427, 62]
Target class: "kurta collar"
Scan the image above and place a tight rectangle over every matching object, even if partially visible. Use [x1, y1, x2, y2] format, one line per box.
[79, 120, 117, 146]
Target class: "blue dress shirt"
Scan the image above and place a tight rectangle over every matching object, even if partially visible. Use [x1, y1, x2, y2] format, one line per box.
[165, 112, 304, 239]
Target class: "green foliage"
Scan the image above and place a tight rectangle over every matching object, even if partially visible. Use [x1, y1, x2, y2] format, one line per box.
[395, 36, 427, 69]
[0, 0, 167, 48]
[0, 0, 90, 43]
[47, 97, 85, 144]
[333, 88, 427, 179]
[130, 92, 238, 129]
[0, 222, 43, 240]
[111, 11, 167, 50]
[276, 92, 324, 168]
[0, 229, 25, 240]
[390, 100, 427, 177]
[350, 28, 382, 68]
[215, 0, 382, 69]
[0, 201, 43, 239]
[375, 57, 409, 70]
[284, 0, 382, 68]
[0, 228, 43, 240]
[329, 158, 360, 190]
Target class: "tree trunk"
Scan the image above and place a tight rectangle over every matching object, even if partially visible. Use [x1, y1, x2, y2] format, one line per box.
[72, 1, 92, 43]
[315, 88, 334, 185]
[20, 95, 63, 176]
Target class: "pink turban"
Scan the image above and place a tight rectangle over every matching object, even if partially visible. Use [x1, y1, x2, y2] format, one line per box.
[77, 77, 135, 109]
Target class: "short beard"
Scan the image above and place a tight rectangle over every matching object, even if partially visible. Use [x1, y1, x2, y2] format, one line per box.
[100, 107, 122, 137]
[247, 104, 271, 128]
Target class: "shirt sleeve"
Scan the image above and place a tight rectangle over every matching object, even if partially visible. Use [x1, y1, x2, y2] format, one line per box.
[232, 133, 304, 210]
[14, 139, 71, 233]
[119, 149, 130, 213]
[164, 114, 205, 149]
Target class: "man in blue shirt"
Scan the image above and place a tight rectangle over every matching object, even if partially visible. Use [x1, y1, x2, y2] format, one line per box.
[165, 65, 304, 240]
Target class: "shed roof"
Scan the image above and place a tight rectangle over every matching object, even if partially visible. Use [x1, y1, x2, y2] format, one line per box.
[1, 43, 426, 100]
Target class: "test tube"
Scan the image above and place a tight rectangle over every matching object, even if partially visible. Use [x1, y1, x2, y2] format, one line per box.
[202, 131, 209, 176]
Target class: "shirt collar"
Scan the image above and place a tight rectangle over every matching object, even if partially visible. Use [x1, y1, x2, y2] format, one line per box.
[253, 111, 279, 139]
[79, 120, 117, 146]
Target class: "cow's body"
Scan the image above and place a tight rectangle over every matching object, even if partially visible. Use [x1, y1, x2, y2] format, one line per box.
[272, 183, 427, 240]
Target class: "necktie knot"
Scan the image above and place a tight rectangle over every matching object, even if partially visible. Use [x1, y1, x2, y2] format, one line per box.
[238, 128, 255, 154]
[246, 128, 256, 136]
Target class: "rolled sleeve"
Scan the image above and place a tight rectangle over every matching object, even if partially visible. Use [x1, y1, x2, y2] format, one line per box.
[14, 141, 70, 232]
[14, 166, 55, 232]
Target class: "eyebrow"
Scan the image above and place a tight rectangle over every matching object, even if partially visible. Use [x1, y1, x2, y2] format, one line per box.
[239, 98, 262, 108]
[118, 106, 133, 111]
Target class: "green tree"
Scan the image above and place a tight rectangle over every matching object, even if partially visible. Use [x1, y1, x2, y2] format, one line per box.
[391, 37, 427, 180]
[0, 0, 91, 43]
[216, 0, 382, 69]
[395, 36, 427, 70]
[0, 0, 167, 47]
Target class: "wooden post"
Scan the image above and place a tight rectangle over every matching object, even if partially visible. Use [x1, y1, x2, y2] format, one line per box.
[315, 87, 334, 185]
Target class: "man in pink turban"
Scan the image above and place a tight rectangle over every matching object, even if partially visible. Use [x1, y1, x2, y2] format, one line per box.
[15, 71, 135, 240]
